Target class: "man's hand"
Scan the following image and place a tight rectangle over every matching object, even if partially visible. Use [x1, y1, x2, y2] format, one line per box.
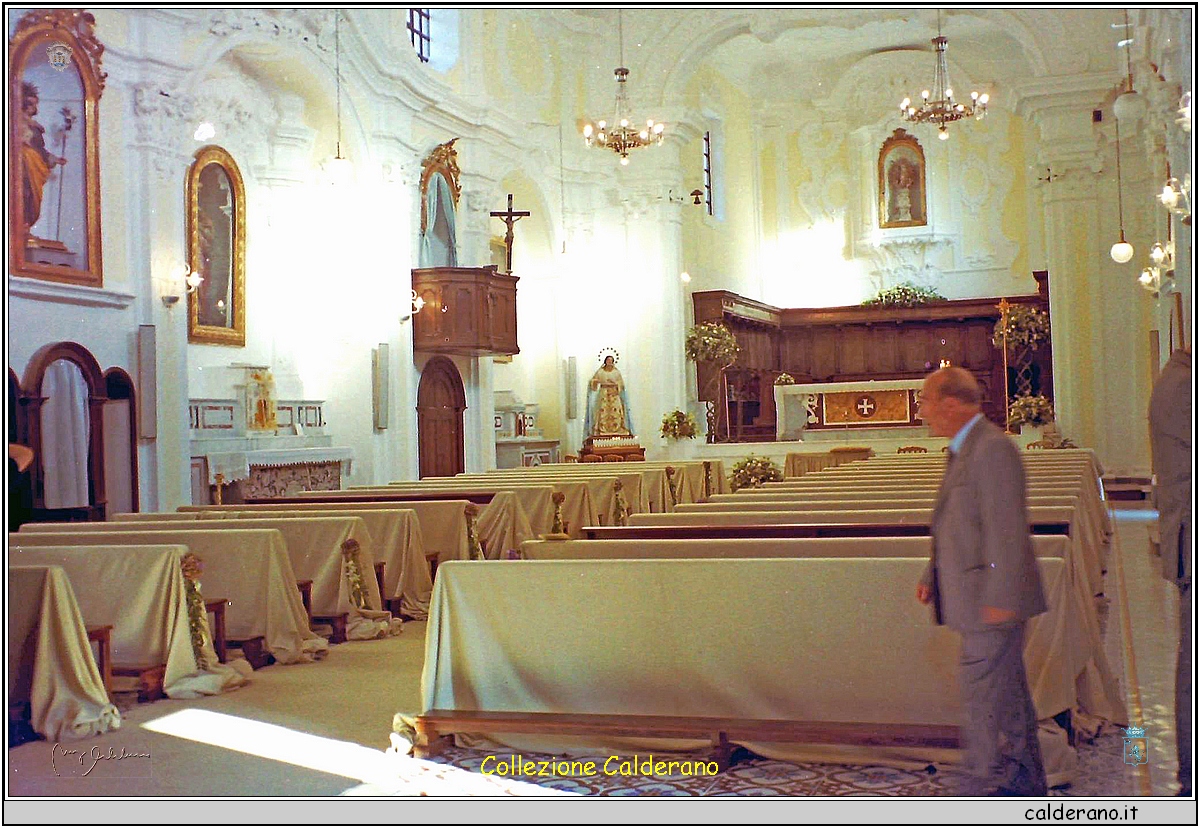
[916, 583, 933, 605]
[981, 605, 1017, 625]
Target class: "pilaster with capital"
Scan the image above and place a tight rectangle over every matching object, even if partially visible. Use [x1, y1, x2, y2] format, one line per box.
[1023, 100, 1106, 452]
[128, 82, 197, 509]
[458, 176, 502, 267]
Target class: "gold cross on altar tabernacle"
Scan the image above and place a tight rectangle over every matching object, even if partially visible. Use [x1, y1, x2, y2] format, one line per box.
[490, 194, 530, 273]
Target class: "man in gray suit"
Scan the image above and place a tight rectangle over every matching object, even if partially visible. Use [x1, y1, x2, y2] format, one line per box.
[1149, 348, 1191, 797]
[916, 366, 1048, 796]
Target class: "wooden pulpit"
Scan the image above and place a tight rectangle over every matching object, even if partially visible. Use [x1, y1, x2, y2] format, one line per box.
[412, 266, 519, 356]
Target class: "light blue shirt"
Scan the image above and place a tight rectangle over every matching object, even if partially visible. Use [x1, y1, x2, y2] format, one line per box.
[948, 412, 985, 456]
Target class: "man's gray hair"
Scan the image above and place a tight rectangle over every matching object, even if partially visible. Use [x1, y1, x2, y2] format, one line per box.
[929, 366, 982, 406]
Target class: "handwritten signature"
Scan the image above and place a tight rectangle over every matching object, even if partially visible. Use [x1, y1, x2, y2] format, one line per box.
[51, 743, 151, 777]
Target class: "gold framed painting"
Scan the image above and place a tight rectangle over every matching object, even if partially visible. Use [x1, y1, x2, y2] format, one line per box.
[9, 10, 106, 287]
[878, 128, 927, 229]
[187, 145, 246, 346]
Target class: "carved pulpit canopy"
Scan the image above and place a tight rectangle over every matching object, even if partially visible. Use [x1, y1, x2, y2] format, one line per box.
[419, 138, 461, 235]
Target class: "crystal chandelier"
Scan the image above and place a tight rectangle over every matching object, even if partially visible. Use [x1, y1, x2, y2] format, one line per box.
[898, 11, 988, 141]
[582, 10, 664, 165]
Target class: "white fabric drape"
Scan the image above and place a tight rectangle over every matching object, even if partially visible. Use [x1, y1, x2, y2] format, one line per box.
[41, 360, 90, 510]
[419, 173, 458, 267]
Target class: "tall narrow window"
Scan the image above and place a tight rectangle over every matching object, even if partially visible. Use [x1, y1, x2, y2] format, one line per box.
[702, 131, 715, 216]
[408, 9, 431, 63]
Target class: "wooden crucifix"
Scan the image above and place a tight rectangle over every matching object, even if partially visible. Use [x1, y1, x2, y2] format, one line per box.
[490, 193, 530, 274]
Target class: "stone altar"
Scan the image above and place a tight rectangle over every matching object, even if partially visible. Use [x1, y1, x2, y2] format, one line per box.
[775, 378, 925, 441]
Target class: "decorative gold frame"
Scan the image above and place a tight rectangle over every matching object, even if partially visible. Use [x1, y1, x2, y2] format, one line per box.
[878, 128, 927, 229]
[8, 10, 106, 287]
[187, 145, 246, 346]
[419, 138, 461, 235]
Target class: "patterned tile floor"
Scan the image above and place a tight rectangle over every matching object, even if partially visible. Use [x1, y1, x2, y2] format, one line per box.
[354, 505, 1184, 797]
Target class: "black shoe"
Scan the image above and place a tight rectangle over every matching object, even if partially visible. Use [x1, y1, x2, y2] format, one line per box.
[995, 785, 1047, 797]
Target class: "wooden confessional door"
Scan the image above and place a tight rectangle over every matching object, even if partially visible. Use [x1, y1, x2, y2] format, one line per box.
[417, 356, 466, 479]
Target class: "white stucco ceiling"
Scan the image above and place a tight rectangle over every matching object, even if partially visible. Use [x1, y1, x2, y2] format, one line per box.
[553, 8, 1128, 104]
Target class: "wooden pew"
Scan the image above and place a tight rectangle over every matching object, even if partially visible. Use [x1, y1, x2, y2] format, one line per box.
[8, 544, 247, 701]
[416, 556, 1099, 771]
[22, 517, 391, 644]
[584, 521, 1071, 540]
[415, 710, 959, 769]
[11, 529, 325, 667]
[9, 565, 118, 744]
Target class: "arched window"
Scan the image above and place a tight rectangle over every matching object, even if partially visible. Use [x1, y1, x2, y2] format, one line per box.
[701, 120, 726, 222]
[407, 8, 459, 72]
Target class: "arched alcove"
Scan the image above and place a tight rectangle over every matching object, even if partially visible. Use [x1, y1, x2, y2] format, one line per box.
[21, 341, 108, 521]
[103, 367, 140, 514]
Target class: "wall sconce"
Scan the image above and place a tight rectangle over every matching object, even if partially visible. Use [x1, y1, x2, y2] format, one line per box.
[400, 289, 426, 322]
[664, 189, 705, 206]
[162, 269, 203, 307]
[1138, 266, 1171, 297]
[1158, 175, 1191, 222]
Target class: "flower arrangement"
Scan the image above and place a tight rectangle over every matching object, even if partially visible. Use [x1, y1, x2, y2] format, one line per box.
[341, 538, 370, 609]
[180, 554, 209, 670]
[729, 455, 784, 492]
[660, 409, 699, 441]
[664, 466, 679, 506]
[1008, 394, 1055, 428]
[862, 282, 946, 308]
[993, 304, 1050, 350]
[774, 372, 795, 385]
[464, 503, 484, 561]
[685, 322, 740, 366]
[613, 479, 629, 527]
[550, 490, 567, 535]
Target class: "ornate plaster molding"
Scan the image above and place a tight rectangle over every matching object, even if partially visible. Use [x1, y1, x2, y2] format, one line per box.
[14, 9, 107, 91]
[9, 276, 135, 309]
[863, 232, 954, 287]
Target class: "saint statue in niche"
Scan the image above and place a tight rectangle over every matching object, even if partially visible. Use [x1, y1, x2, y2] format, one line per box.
[9, 9, 106, 285]
[584, 352, 634, 437]
[878, 129, 927, 229]
[17, 82, 68, 234]
[887, 155, 922, 223]
[196, 163, 234, 328]
[246, 369, 278, 433]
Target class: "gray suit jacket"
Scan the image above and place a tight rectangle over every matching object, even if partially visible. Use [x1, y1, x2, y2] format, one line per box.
[922, 418, 1048, 633]
[1150, 349, 1192, 584]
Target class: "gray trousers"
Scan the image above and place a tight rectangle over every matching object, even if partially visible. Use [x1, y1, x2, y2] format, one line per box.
[958, 623, 1047, 796]
[1178, 579, 1192, 795]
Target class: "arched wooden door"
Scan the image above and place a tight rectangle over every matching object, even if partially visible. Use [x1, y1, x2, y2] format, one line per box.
[417, 356, 466, 479]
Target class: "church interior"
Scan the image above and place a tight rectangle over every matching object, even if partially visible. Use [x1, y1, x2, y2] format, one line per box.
[6, 6, 1195, 807]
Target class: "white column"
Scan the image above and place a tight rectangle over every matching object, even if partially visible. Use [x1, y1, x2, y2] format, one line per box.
[1031, 108, 1104, 454]
[130, 83, 195, 511]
